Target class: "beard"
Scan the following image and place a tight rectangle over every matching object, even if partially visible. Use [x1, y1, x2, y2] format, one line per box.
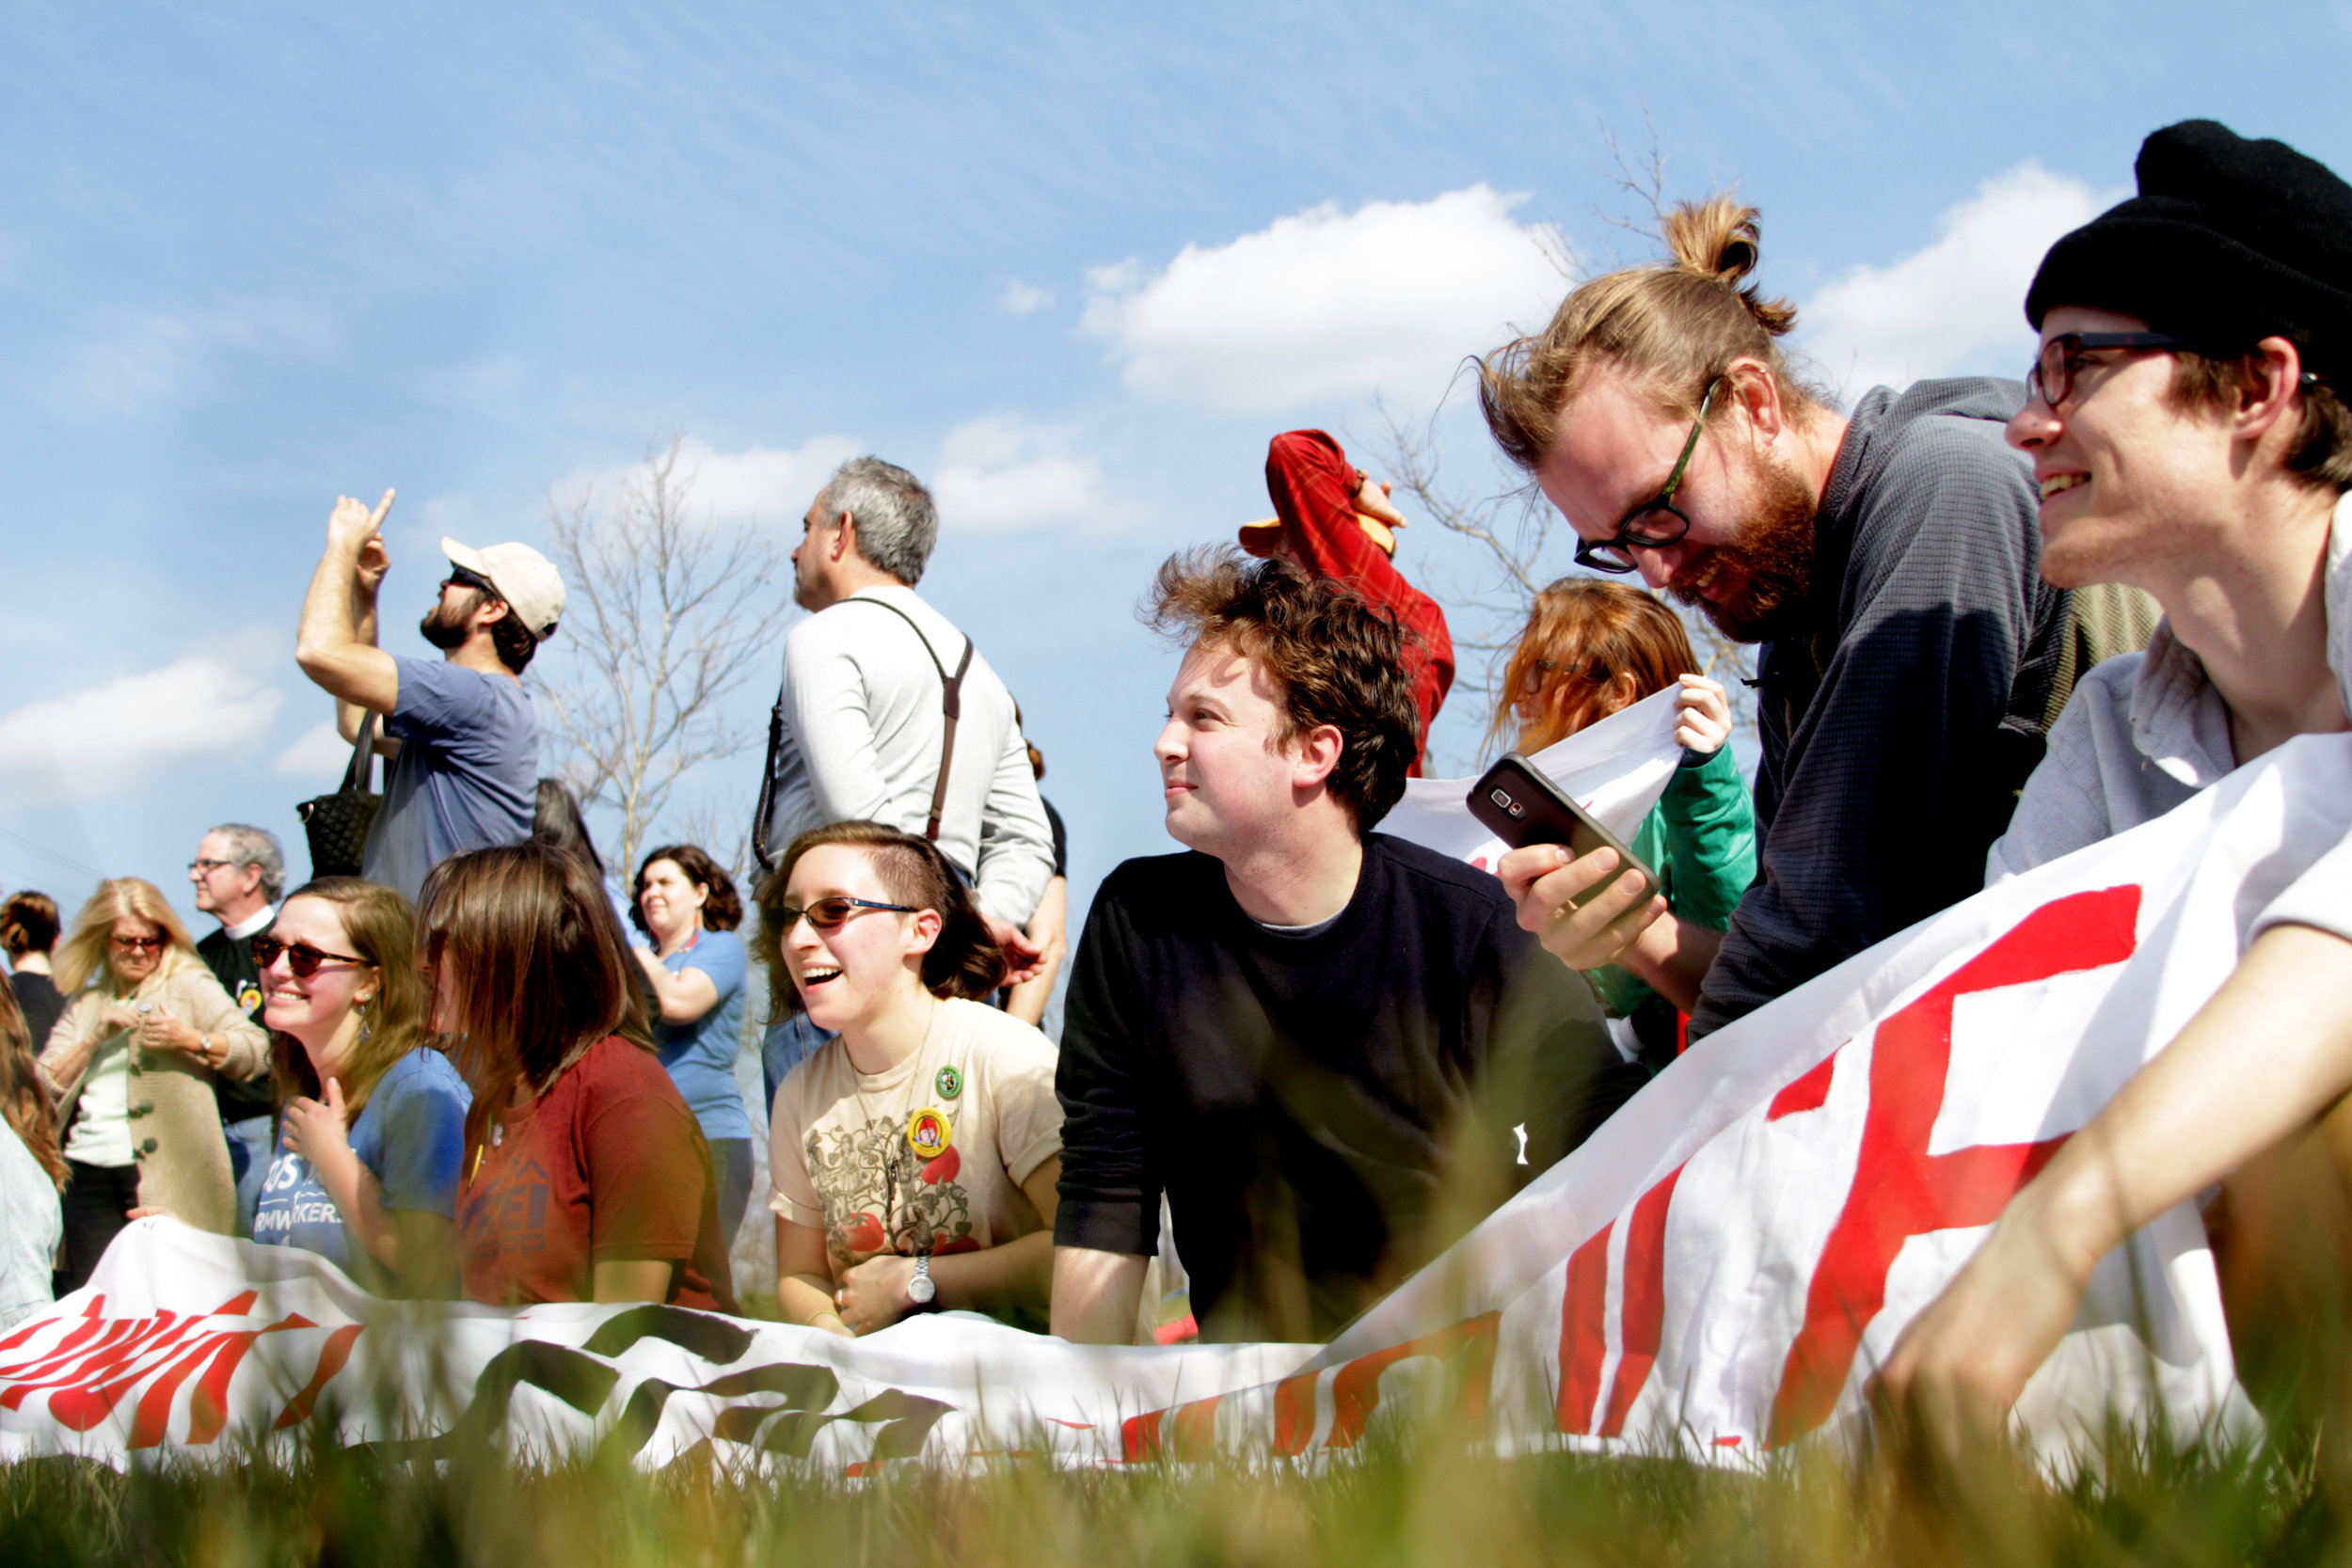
[1669, 459, 1819, 644]
[420, 588, 483, 650]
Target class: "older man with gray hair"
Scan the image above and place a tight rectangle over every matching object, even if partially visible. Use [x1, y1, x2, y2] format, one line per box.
[751, 456, 1057, 1105]
[184, 822, 285, 1235]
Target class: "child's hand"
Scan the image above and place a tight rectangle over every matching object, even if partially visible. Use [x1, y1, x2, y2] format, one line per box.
[1673, 674, 1732, 755]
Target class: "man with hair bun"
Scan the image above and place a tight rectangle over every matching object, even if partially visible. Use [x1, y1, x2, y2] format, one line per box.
[1884, 120, 2352, 1436]
[1480, 196, 2101, 1040]
[1049, 549, 1641, 1344]
[751, 456, 1057, 1108]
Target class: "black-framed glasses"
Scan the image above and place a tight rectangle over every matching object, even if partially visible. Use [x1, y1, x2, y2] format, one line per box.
[187, 858, 236, 875]
[775, 895, 919, 933]
[251, 935, 367, 978]
[109, 934, 167, 954]
[1572, 377, 1724, 575]
[2026, 332, 2192, 410]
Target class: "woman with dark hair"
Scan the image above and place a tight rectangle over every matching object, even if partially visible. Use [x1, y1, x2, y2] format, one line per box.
[628, 845, 753, 1243]
[2, 892, 65, 1055]
[37, 879, 268, 1289]
[1492, 578, 1756, 1069]
[0, 980, 64, 1327]
[428, 843, 735, 1310]
[530, 777, 635, 936]
[756, 820, 1062, 1336]
[250, 879, 469, 1297]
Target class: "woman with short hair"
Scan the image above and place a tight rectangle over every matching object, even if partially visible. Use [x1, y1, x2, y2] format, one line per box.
[628, 844, 754, 1244]
[430, 843, 736, 1310]
[251, 878, 470, 1298]
[36, 879, 267, 1289]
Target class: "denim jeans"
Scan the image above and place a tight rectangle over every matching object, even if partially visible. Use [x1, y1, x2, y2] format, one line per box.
[224, 1115, 274, 1239]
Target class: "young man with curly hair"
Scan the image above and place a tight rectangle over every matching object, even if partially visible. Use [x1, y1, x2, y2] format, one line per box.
[1049, 550, 1643, 1344]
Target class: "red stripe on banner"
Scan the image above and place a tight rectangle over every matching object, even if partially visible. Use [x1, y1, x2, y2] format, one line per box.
[1272, 1368, 1320, 1456]
[1168, 1396, 1221, 1460]
[213, 1292, 259, 1317]
[1554, 1221, 1613, 1434]
[124, 1331, 233, 1447]
[1120, 1407, 1165, 1463]
[1599, 1164, 1686, 1437]
[274, 1324, 364, 1429]
[1325, 1314, 1501, 1449]
[14, 1318, 203, 1418]
[1768, 1054, 1837, 1120]
[0, 1314, 151, 1392]
[1767, 885, 2140, 1448]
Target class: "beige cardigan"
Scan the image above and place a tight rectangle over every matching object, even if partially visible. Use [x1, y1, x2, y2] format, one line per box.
[39, 957, 270, 1234]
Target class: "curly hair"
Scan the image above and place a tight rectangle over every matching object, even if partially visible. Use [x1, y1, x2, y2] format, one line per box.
[751, 821, 1007, 1018]
[1145, 546, 1421, 832]
[1491, 578, 1698, 755]
[631, 844, 743, 936]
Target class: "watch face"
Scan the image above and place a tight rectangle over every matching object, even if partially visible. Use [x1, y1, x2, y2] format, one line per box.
[908, 1268, 936, 1304]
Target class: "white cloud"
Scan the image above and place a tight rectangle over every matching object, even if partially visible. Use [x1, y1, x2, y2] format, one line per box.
[583, 434, 864, 527]
[997, 278, 1055, 316]
[1799, 162, 2116, 400]
[0, 657, 284, 806]
[930, 415, 1103, 531]
[56, 300, 339, 416]
[1081, 184, 1567, 414]
[272, 720, 353, 781]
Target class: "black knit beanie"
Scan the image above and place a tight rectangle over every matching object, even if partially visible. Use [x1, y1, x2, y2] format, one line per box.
[2025, 119, 2352, 378]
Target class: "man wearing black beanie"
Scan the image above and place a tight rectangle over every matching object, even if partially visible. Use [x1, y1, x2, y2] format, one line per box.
[1883, 119, 2352, 1438]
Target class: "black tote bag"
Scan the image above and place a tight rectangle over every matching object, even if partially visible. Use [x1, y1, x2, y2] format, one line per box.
[296, 714, 383, 879]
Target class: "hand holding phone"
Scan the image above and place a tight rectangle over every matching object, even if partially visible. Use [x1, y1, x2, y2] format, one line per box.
[1470, 754, 1670, 973]
[1468, 754, 1659, 892]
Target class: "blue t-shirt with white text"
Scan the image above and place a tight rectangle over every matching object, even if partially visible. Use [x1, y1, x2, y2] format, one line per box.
[657, 927, 752, 1142]
[253, 1049, 472, 1273]
[360, 655, 538, 904]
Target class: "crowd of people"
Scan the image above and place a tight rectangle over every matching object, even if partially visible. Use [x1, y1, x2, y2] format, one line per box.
[0, 117, 2347, 1437]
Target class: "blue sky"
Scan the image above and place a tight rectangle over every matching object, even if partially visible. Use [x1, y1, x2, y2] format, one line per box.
[4, 1, 2349, 946]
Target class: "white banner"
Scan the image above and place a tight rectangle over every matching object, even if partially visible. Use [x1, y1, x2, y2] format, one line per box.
[8, 733, 2343, 1472]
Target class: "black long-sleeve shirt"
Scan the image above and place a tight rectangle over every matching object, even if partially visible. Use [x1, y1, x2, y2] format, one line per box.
[1055, 833, 1642, 1343]
[1689, 378, 2064, 1039]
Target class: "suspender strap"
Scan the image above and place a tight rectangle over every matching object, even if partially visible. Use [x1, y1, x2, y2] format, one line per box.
[846, 597, 974, 844]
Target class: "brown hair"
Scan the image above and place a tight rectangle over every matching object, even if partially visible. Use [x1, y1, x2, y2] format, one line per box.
[266, 879, 432, 1122]
[1146, 546, 1421, 832]
[2166, 352, 2352, 493]
[1492, 579, 1700, 755]
[630, 845, 744, 936]
[0, 892, 59, 958]
[0, 979, 64, 1192]
[54, 879, 199, 995]
[1478, 196, 1820, 472]
[417, 844, 652, 1143]
[752, 821, 1008, 1018]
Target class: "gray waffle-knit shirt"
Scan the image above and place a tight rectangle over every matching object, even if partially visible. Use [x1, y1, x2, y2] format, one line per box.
[1686, 378, 2064, 1040]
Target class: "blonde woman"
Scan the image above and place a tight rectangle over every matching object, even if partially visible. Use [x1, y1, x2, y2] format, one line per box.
[252, 879, 469, 1298]
[37, 879, 267, 1289]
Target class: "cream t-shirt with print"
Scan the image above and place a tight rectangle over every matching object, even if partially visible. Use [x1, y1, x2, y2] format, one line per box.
[768, 997, 1062, 1277]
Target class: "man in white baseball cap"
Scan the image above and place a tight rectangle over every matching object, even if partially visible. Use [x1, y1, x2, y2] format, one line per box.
[296, 489, 563, 902]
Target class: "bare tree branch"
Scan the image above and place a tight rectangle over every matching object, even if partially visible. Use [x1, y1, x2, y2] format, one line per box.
[531, 434, 793, 878]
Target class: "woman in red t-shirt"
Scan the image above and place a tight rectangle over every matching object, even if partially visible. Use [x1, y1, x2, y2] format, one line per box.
[421, 843, 737, 1312]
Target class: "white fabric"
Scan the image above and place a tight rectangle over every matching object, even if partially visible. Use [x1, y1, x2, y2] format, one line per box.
[769, 586, 1055, 926]
[61, 1035, 134, 1167]
[9, 730, 2341, 1472]
[220, 905, 277, 943]
[1380, 686, 1681, 870]
[0, 1124, 59, 1330]
[1992, 492, 2352, 945]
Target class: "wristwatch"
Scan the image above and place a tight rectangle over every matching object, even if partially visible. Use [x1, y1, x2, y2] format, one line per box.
[907, 1254, 936, 1307]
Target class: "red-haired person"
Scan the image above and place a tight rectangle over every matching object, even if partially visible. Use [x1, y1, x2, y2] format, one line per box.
[428, 844, 736, 1310]
[758, 822, 1065, 1336]
[36, 879, 269, 1290]
[0, 979, 65, 1328]
[1494, 579, 1756, 1069]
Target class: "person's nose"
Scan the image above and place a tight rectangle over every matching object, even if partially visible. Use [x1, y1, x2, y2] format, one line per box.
[1634, 541, 1687, 591]
[1152, 719, 1186, 768]
[2007, 400, 2058, 452]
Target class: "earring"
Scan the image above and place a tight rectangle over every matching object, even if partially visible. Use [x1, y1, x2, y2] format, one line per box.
[357, 996, 374, 1046]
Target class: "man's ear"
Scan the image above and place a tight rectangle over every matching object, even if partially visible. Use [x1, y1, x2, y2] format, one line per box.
[832, 515, 856, 563]
[1291, 722, 1345, 790]
[2235, 336, 2310, 451]
[1723, 356, 1789, 445]
[472, 595, 512, 630]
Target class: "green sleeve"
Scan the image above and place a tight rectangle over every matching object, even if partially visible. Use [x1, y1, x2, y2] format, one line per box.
[1655, 744, 1757, 933]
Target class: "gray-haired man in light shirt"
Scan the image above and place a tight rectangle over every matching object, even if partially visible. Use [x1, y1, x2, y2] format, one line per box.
[752, 456, 1056, 1105]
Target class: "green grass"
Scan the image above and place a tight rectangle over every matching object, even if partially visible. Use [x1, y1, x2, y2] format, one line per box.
[0, 1419, 2339, 1568]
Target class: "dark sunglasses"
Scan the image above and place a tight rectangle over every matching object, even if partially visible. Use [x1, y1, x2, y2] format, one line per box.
[1572, 377, 1724, 575]
[776, 895, 919, 933]
[251, 935, 367, 977]
[441, 565, 497, 595]
[109, 934, 167, 954]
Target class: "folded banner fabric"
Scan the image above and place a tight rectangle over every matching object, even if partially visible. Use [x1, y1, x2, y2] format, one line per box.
[7, 734, 2344, 1473]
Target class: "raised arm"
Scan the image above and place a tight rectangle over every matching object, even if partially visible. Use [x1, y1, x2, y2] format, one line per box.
[295, 490, 402, 736]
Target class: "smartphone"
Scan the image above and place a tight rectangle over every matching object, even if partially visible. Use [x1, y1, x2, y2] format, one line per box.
[1468, 753, 1658, 895]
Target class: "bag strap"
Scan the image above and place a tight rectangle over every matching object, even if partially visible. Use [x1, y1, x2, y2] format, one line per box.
[342, 712, 380, 795]
[843, 597, 973, 844]
[751, 697, 786, 872]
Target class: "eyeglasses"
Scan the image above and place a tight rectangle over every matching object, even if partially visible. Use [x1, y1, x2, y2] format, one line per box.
[109, 934, 167, 954]
[187, 858, 236, 876]
[774, 895, 919, 933]
[2026, 332, 2192, 410]
[251, 935, 367, 977]
[1572, 378, 1724, 575]
[441, 565, 497, 596]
